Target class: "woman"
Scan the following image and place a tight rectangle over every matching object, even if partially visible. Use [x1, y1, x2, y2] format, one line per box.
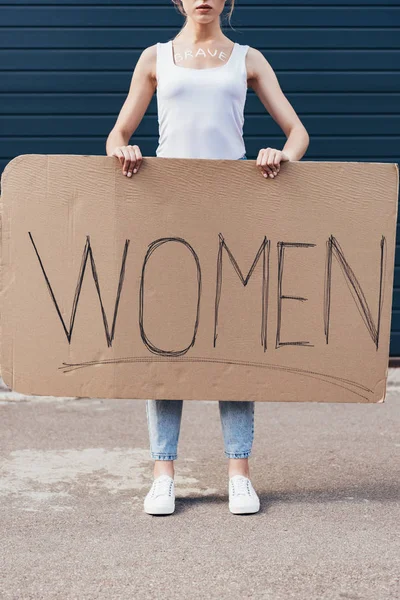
[106, 0, 309, 516]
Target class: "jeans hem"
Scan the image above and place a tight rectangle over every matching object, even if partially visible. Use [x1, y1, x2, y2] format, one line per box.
[225, 451, 252, 459]
[151, 453, 177, 461]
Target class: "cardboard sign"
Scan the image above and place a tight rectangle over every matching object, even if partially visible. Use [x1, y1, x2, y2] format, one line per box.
[0, 155, 398, 402]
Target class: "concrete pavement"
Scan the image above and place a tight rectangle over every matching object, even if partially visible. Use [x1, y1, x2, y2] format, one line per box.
[0, 373, 399, 599]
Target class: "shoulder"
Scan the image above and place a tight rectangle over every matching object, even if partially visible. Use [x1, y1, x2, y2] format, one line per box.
[138, 43, 158, 66]
[134, 44, 158, 82]
[244, 46, 275, 82]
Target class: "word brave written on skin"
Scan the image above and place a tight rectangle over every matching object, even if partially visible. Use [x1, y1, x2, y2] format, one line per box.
[174, 47, 231, 65]
[28, 232, 386, 356]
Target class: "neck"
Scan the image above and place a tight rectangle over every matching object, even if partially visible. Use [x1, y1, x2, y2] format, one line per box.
[176, 21, 225, 45]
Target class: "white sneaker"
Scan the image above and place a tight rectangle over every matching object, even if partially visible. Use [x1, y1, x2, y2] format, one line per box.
[143, 474, 175, 515]
[229, 475, 260, 514]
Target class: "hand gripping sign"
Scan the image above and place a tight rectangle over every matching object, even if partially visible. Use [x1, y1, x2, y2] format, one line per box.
[0, 155, 398, 402]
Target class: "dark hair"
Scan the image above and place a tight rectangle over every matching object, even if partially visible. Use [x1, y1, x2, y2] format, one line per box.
[171, 1, 236, 38]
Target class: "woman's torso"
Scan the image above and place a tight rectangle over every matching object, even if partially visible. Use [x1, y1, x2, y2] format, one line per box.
[155, 40, 250, 160]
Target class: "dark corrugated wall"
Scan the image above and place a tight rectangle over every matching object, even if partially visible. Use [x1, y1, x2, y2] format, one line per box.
[1, 0, 399, 353]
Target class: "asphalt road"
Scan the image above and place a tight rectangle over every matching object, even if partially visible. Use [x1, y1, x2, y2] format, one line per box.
[1, 375, 399, 600]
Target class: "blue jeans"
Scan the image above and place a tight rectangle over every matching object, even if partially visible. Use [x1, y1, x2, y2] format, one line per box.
[146, 399, 255, 460]
[145, 150, 254, 461]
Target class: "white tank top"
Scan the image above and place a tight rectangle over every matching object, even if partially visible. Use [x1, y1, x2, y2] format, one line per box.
[155, 39, 250, 160]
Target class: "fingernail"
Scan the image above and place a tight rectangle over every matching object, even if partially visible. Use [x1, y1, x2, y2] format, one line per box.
[263, 173, 268, 177]
[127, 172, 132, 177]
[133, 169, 137, 174]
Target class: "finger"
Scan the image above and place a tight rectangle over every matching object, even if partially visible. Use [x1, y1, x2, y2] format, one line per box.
[275, 152, 284, 174]
[272, 154, 281, 177]
[256, 148, 265, 167]
[268, 150, 279, 176]
[257, 149, 271, 176]
[257, 148, 271, 168]
[132, 145, 143, 174]
[126, 146, 137, 177]
[260, 148, 274, 177]
[264, 149, 280, 178]
[121, 148, 131, 175]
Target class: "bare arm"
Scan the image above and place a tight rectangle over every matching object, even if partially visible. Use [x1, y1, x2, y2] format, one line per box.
[246, 47, 310, 177]
[106, 44, 157, 176]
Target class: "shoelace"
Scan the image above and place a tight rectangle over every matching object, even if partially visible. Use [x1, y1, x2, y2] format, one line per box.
[231, 476, 251, 496]
[151, 477, 173, 498]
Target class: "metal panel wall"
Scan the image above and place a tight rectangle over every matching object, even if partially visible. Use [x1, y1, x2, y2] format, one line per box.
[1, 0, 399, 352]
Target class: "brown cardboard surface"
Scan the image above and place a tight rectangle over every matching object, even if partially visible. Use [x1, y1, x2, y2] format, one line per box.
[0, 154, 398, 402]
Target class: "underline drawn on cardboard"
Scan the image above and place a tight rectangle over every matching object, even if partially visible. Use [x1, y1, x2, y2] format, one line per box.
[56, 356, 373, 400]
[29, 229, 386, 367]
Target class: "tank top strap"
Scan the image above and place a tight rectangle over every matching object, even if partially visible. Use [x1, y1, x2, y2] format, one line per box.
[233, 43, 250, 61]
[156, 41, 173, 83]
[230, 43, 250, 79]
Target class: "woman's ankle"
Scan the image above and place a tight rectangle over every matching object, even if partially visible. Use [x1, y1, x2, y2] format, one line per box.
[153, 460, 174, 478]
[228, 457, 250, 478]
